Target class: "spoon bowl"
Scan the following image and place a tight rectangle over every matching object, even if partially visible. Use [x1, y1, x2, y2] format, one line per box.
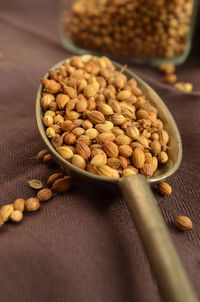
[36, 59, 182, 187]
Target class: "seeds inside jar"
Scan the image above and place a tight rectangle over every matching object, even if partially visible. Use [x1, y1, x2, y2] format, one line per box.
[62, 1, 194, 59]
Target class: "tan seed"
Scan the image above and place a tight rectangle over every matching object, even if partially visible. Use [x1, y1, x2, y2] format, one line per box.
[115, 135, 131, 145]
[85, 128, 98, 139]
[82, 120, 93, 130]
[126, 126, 139, 140]
[76, 99, 88, 112]
[77, 135, 91, 146]
[175, 216, 193, 231]
[10, 210, 23, 222]
[72, 154, 86, 170]
[42, 79, 61, 94]
[95, 121, 113, 133]
[152, 157, 158, 173]
[72, 127, 85, 137]
[0, 204, 14, 222]
[43, 153, 54, 165]
[111, 114, 126, 125]
[159, 64, 175, 74]
[25, 198, 40, 212]
[91, 149, 105, 157]
[51, 134, 63, 148]
[84, 82, 99, 98]
[27, 179, 43, 190]
[107, 158, 121, 169]
[65, 111, 80, 121]
[37, 149, 49, 160]
[161, 130, 169, 144]
[97, 132, 115, 144]
[119, 145, 132, 157]
[112, 127, 124, 137]
[157, 182, 172, 195]
[46, 127, 56, 138]
[13, 198, 25, 212]
[43, 115, 53, 127]
[57, 146, 74, 159]
[87, 110, 105, 124]
[97, 165, 119, 178]
[136, 109, 148, 119]
[76, 142, 91, 160]
[52, 176, 71, 192]
[46, 173, 63, 186]
[98, 104, 114, 115]
[118, 90, 131, 101]
[86, 163, 98, 175]
[56, 94, 70, 109]
[140, 163, 154, 178]
[144, 152, 153, 164]
[132, 148, 145, 169]
[163, 74, 177, 84]
[158, 151, 168, 163]
[61, 120, 74, 132]
[63, 133, 76, 145]
[108, 100, 121, 113]
[37, 188, 53, 201]
[63, 85, 77, 98]
[103, 141, 119, 158]
[119, 156, 128, 169]
[137, 137, 149, 149]
[123, 168, 137, 177]
[150, 141, 161, 155]
[91, 154, 107, 167]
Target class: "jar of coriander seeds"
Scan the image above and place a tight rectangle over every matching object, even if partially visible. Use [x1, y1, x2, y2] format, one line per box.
[60, 0, 198, 66]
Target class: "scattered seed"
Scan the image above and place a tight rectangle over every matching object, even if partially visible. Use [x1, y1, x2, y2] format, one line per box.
[25, 197, 40, 212]
[175, 216, 193, 231]
[10, 211, 23, 222]
[27, 179, 43, 190]
[46, 173, 63, 186]
[37, 188, 53, 201]
[13, 198, 25, 212]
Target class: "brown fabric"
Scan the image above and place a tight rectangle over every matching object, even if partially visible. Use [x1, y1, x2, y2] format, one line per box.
[0, 1, 200, 301]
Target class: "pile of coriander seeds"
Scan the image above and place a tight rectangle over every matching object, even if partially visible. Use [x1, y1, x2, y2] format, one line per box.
[62, 0, 194, 58]
[41, 55, 169, 179]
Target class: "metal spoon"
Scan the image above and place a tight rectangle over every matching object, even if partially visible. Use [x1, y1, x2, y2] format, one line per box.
[36, 59, 198, 302]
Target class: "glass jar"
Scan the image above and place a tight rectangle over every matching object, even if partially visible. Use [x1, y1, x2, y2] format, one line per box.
[60, 0, 198, 66]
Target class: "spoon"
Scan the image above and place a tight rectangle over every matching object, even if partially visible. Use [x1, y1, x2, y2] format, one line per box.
[36, 59, 198, 302]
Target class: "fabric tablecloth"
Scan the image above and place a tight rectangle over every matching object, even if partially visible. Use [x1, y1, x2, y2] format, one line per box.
[0, 1, 200, 301]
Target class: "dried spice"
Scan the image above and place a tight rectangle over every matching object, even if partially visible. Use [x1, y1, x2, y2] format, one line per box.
[174, 82, 193, 93]
[62, 1, 194, 58]
[27, 179, 43, 190]
[41, 55, 170, 179]
[157, 182, 172, 195]
[10, 211, 23, 222]
[46, 173, 64, 186]
[25, 197, 40, 212]
[0, 204, 14, 222]
[37, 188, 53, 201]
[175, 216, 193, 231]
[51, 176, 71, 192]
[13, 198, 25, 212]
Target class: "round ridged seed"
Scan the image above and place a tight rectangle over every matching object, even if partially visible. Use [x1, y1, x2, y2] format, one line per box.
[87, 110, 105, 124]
[132, 148, 145, 169]
[103, 141, 119, 158]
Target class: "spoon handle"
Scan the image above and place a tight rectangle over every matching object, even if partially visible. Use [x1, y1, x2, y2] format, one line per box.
[118, 175, 198, 302]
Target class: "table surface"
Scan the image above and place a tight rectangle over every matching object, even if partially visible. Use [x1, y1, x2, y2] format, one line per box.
[0, 1, 200, 302]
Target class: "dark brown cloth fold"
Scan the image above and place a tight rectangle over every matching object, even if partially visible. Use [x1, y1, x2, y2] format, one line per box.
[0, 1, 200, 301]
